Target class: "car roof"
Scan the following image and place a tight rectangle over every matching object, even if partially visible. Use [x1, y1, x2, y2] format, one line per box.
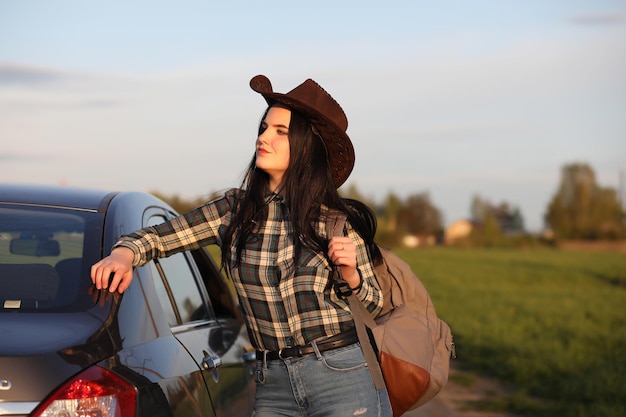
[0, 183, 119, 212]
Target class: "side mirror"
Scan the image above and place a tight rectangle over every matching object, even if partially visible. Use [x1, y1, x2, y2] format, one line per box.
[10, 238, 61, 257]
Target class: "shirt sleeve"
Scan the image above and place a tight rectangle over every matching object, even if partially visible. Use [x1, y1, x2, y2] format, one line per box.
[113, 189, 236, 267]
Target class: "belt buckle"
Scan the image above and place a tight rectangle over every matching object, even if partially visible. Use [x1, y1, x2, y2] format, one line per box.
[278, 348, 292, 360]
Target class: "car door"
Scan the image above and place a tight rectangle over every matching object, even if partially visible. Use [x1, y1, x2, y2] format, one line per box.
[145, 211, 256, 417]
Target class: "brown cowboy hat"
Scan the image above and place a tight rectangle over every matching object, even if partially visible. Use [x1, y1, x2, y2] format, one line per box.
[250, 74, 355, 188]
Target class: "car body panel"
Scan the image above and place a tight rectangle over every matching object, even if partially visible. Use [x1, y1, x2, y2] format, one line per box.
[0, 183, 255, 416]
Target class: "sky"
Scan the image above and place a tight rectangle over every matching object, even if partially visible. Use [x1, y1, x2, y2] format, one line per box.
[1, 1, 625, 232]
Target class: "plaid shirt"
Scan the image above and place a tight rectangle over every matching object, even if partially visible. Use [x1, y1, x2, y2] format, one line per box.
[115, 188, 383, 351]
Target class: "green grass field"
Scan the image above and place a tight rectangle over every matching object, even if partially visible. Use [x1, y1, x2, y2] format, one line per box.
[395, 247, 626, 417]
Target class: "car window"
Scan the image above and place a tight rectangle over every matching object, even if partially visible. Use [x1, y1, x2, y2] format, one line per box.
[155, 253, 209, 325]
[146, 214, 209, 326]
[190, 249, 241, 322]
[0, 205, 100, 312]
[147, 261, 178, 326]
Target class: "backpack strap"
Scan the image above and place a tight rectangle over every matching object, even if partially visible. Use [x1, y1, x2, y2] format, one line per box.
[326, 213, 386, 390]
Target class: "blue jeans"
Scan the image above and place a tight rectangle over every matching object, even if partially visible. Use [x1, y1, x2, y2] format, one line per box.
[253, 342, 392, 417]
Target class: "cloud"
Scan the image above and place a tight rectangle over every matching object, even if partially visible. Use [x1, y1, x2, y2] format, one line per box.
[0, 63, 132, 113]
[0, 153, 24, 162]
[569, 12, 626, 25]
[0, 152, 48, 163]
[0, 63, 75, 85]
[78, 98, 123, 108]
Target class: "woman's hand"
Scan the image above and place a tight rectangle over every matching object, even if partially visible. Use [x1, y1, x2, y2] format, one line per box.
[90, 247, 135, 293]
[328, 237, 361, 290]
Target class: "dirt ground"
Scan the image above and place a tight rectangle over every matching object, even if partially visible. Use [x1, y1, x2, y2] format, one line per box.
[404, 364, 519, 417]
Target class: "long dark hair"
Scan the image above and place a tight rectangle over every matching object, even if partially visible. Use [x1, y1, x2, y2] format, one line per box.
[220, 105, 381, 276]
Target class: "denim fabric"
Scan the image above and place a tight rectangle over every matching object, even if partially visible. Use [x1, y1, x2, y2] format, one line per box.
[253, 342, 392, 417]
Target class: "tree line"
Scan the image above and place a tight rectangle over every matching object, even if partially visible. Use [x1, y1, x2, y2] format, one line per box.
[545, 163, 624, 240]
[153, 162, 626, 247]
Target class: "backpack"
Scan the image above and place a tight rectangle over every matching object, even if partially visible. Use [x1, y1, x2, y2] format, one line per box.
[327, 214, 455, 416]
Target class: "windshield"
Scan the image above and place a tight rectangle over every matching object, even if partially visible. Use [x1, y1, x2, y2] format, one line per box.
[0, 204, 103, 312]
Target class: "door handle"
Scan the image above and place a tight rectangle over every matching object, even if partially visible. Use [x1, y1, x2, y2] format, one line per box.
[202, 350, 222, 370]
[241, 350, 256, 376]
[202, 350, 222, 383]
[242, 351, 256, 363]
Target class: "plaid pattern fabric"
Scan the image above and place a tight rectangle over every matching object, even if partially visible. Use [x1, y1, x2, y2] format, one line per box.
[115, 188, 383, 351]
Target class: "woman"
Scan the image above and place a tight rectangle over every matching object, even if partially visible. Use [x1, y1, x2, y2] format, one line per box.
[91, 74, 392, 416]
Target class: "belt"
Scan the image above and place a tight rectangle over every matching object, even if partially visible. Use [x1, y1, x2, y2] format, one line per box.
[256, 328, 358, 361]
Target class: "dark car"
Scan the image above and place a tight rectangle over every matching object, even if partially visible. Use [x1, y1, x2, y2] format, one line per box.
[0, 183, 256, 417]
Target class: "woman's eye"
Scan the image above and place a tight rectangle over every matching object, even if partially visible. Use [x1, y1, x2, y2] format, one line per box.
[278, 129, 288, 135]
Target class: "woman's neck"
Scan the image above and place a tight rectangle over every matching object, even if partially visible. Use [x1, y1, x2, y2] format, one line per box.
[268, 178, 285, 196]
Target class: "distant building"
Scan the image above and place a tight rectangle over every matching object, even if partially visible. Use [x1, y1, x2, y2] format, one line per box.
[445, 219, 473, 244]
[402, 234, 437, 248]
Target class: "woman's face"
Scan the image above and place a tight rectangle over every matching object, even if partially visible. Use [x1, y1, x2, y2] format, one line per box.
[256, 105, 291, 191]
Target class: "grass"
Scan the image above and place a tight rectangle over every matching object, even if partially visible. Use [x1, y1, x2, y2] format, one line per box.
[394, 246, 626, 417]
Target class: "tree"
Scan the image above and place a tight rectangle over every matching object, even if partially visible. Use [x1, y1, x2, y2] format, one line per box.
[469, 210, 503, 247]
[373, 192, 403, 247]
[470, 195, 525, 234]
[150, 191, 217, 214]
[396, 192, 443, 236]
[340, 183, 365, 201]
[379, 192, 402, 232]
[339, 184, 377, 210]
[544, 163, 625, 240]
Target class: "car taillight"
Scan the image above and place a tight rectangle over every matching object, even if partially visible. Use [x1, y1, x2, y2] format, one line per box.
[31, 366, 136, 417]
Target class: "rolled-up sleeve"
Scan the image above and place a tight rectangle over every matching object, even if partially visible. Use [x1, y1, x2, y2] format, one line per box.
[113, 190, 236, 266]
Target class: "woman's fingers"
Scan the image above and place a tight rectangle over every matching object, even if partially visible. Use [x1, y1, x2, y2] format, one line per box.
[329, 237, 355, 265]
[328, 237, 360, 288]
[90, 247, 135, 293]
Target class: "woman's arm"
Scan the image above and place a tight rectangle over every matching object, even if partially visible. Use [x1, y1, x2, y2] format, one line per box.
[90, 191, 235, 293]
